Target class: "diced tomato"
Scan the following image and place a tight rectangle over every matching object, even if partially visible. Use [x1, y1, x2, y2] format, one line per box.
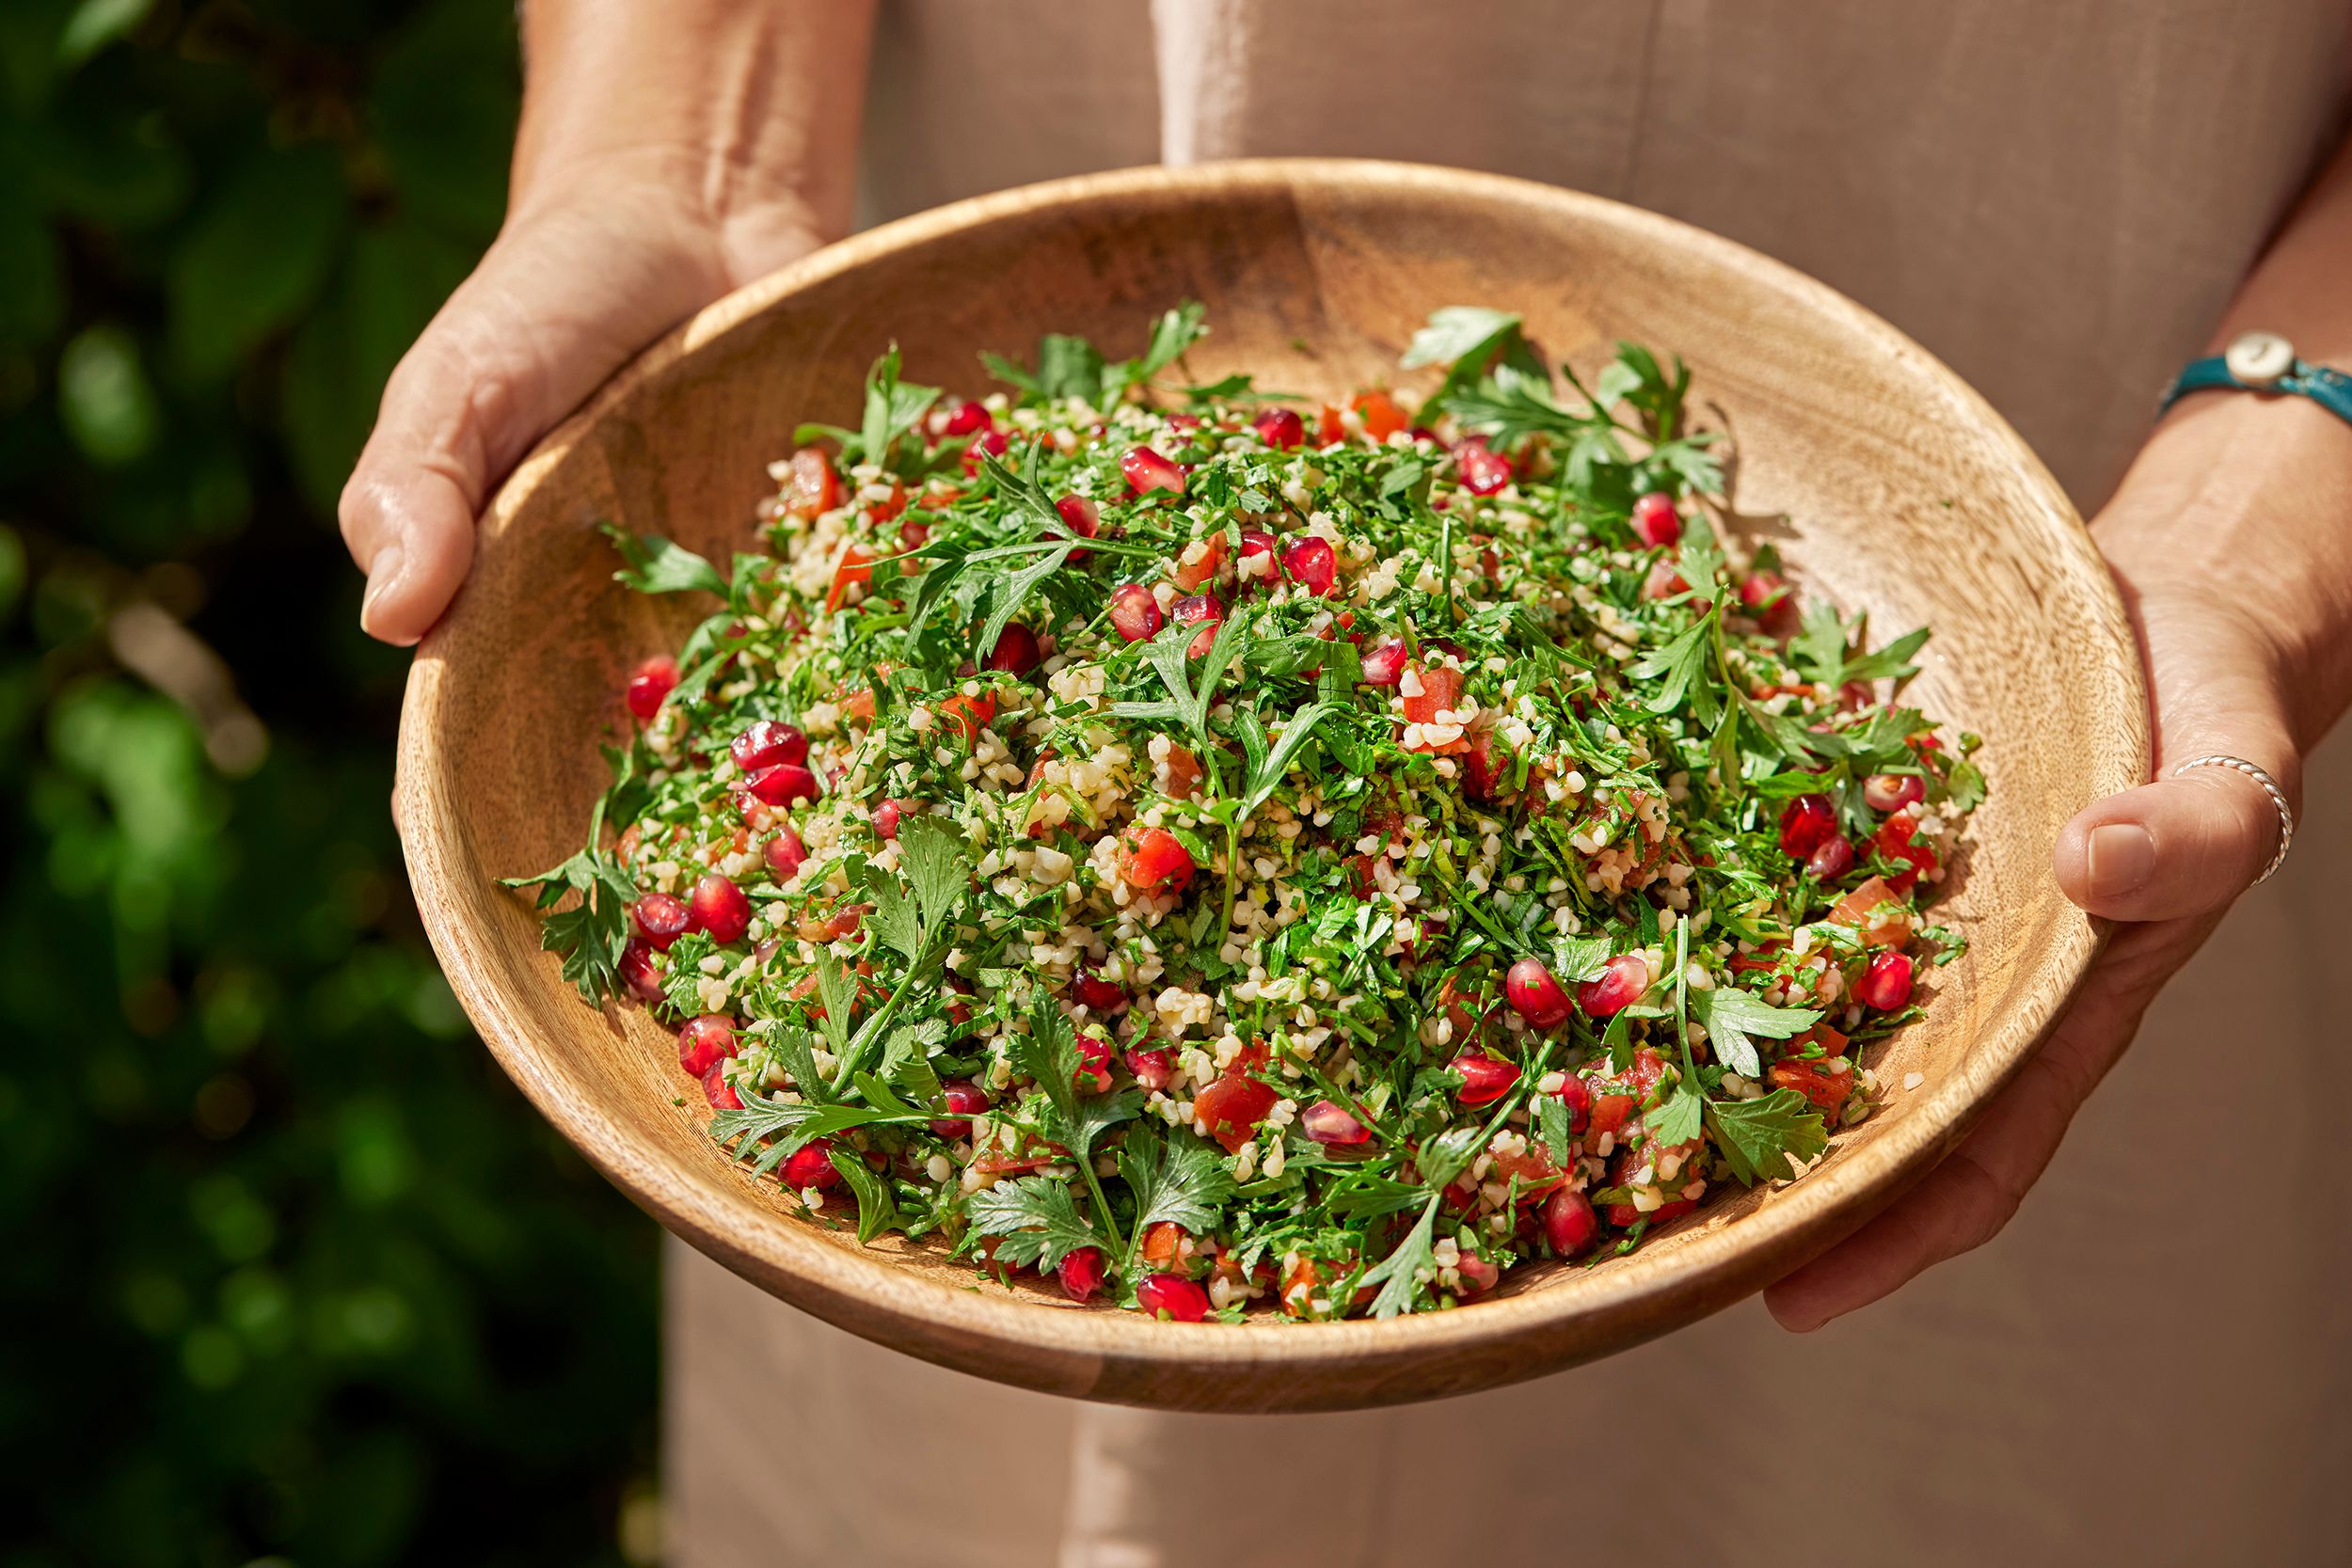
[1351, 389, 1408, 441]
[785, 449, 842, 518]
[937, 690, 997, 747]
[1315, 404, 1345, 447]
[1768, 1053, 1854, 1117]
[825, 544, 873, 612]
[1140, 1221, 1207, 1279]
[1117, 824, 1196, 894]
[1172, 531, 1227, 592]
[1873, 811, 1940, 893]
[840, 687, 877, 722]
[1401, 662, 1462, 725]
[1194, 1071, 1278, 1153]
[1486, 1143, 1565, 1201]
[1827, 874, 1913, 946]
[1158, 742, 1204, 799]
[1606, 1195, 1697, 1229]
[1585, 1048, 1673, 1137]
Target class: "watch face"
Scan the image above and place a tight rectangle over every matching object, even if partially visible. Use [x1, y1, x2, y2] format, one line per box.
[2224, 330, 2296, 388]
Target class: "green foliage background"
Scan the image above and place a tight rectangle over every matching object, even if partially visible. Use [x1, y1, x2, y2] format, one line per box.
[0, 3, 660, 1563]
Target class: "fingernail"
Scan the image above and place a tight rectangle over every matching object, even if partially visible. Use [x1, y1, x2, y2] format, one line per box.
[2086, 823, 2155, 901]
[361, 546, 406, 640]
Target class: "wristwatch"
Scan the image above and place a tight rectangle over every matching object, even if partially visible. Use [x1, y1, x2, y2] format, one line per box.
[2160, 330, 2352, 424]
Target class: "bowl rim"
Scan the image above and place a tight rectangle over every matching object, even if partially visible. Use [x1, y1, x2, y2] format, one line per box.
[400, 156, 2146, 1409]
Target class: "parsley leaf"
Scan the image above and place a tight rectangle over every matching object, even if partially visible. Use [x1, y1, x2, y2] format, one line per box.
[829, 1146, 901, 1243]
[1692, 986, 1821, 1078]
[1645, 1085, 1704, 1146]
[600, 523, 728, 598]
[1120, 1125, 1238, 1240]
[855, 345, 941, 472]
[966, 1176, 1104, 1271]
[1355, 1194, 1440, 1320]
[1705, 1089, 1831, 1184]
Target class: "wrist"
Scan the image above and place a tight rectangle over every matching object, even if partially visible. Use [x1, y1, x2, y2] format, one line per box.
[2097, 389, 2352, 754]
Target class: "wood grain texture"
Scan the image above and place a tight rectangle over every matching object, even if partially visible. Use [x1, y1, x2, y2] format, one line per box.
[399, 160, 2147, 1413]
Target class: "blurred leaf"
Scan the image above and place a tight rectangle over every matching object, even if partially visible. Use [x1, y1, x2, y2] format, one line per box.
[57, 323, 158, 464]
[0, 0, 74, 113]
[280, 218, 471, 511]
[0, 179, 62, 346]
[23, 94, 191, 228]
[56, 0, 150, 68]
[167, 142, 349, 380]
[369, 0, 519, 235]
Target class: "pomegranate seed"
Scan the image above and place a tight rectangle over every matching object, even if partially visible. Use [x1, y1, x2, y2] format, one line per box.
[1643, 560, 1693, 601]
[986, 623, 1041, 675]
[1453, 437, 1514, 496]
[702, 1061, 741, 1109]
[1779, 794, 1837, 857]
[780, 1138, 842, 1191]
[1453, 1053, 1522, 1106]
[1280, 535, 1338, 596]
[1058, 1246, 1108, 1303]
[1171, 593, 1224, 657]
[1740, 571, 1792, 622]
[1544, 1188, 1599, 1255]
[1854, 950, 1915, 1011]
[1124, 1047, 1174, 1091]
[730, 720, 808, 772]
[677, 1014, 738, 1076]
[764, 826, 806, 879]
[1136, 1272, 1210, 1323]
[943, 399, 992, 436]
[1120, 445, 1184, 497]
[1109, 583, 1165, 643]
[1051, 493, 1099, 562]
[930, 1080, 990, 1137]
[1576, 954, 1650, 1018]
[1073, 969, 1129, 1013]
[1074, 1034, 1117, 1095]
[688, 874, 752, 945]
[871, 800, 902, 840]
[970, 427, 1010, 461]
[1549, 1074, 1592, 1134]
[625, 656, 677, 720]
[898, 517, 930, 551]
[745, 763, 819, 807]
[1454, 1253, 1500, 1295]
[1251, 406, 1306, 450]
[1862, 772, 1926, 813]
[619, 938, 666, 1005]
[632, 893, 690, 950]
[1359, 638, 1409, 687]
[1237, 529, 1279, 581]
[1506, 958, 1573, 1029]
[1631, 491, 1682, 546]
[1806, 835, 1856, 879]
[1301, 1099, 1373, 1146]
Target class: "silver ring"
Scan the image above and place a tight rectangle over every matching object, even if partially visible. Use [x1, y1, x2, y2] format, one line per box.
[2169, 754, 2295, 884]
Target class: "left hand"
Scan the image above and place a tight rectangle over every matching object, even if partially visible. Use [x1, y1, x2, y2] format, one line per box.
[1763, 484, 2300, 1331]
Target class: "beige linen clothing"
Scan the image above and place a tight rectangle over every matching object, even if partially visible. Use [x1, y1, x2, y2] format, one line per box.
[670, 5, 2352, 1564]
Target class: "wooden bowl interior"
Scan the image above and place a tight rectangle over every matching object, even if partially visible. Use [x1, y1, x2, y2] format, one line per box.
[404, 163, 2144, 1411]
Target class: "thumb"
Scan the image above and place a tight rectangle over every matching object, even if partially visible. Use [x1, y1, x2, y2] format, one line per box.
[2053, 639, 2296, 921]
[341, 194, 735, 645]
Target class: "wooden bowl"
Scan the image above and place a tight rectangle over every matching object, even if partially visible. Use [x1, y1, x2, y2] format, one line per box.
[401, 160, 2145, 1412]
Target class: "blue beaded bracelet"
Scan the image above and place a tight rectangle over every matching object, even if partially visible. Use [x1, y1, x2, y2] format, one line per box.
[2160, 330, 2352, 424]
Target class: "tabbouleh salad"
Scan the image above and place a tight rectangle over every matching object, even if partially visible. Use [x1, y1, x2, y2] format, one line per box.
[510, 304, 1983, 1323]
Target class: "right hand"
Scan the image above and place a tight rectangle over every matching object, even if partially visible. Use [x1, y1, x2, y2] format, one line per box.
[341, 153, 826, 645]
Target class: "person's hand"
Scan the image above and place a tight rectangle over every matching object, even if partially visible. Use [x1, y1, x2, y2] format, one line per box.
[340, 159, 824, 646]
[342, 0, 874, 646]
[1764, 405, 2326, 1332]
